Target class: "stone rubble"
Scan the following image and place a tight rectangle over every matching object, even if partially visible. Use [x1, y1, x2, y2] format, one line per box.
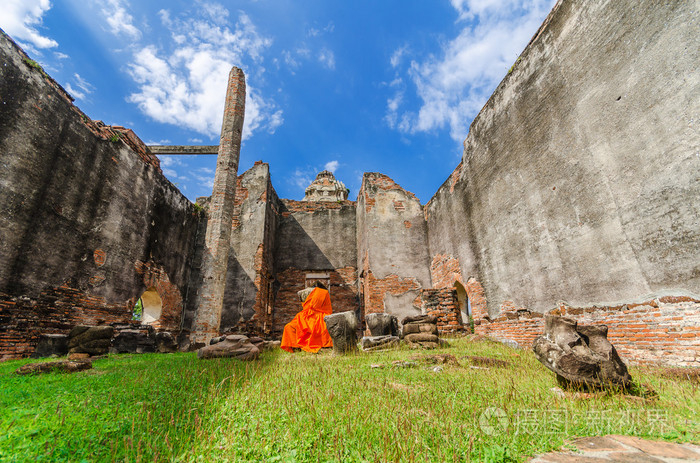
[197, 334, 260, 361]
[324, 311, 359, 354]
[533, 315, 632, 389]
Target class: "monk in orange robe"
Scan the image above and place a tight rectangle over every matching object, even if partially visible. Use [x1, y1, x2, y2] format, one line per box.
[281, 283, 333, 353]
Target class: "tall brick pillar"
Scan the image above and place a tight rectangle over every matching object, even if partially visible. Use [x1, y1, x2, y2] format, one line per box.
[192, 67, 246, 343]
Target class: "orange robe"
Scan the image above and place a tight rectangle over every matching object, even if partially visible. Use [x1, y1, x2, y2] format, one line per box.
[280, 287, 333, 353]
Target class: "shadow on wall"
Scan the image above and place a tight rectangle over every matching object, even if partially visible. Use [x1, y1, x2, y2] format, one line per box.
[221, 255, 257, 331]
[273, 211, 334, 272]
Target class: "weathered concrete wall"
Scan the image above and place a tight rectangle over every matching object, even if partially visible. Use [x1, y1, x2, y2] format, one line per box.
[426, 0, 700, 317]
[0, 31, 201, 359]
[220, 162, 275, 334]
[357, 173, 431, 323]
[271, 199, 358, 335]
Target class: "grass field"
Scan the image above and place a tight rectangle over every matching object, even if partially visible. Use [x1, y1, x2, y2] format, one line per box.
[1, 337, 697, 462]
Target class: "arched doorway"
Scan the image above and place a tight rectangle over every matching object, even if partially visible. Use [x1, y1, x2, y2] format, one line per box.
[134, 288, 162, 324]
[454, 281, 471, 326]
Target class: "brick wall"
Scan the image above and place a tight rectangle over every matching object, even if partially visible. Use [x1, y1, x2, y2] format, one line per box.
[281, 199, 356, 214]
[428, 254, 488, 322]
[476, 296, 700, 367]
[430, 253, 463, 289]
[0, 32, 200, 360]
[132, 260, 183, 332]
[0, 286, 130, 361]
[360, 253, 421, 315]
[419, 288, 465, 334]
[0, 260, 185, 361]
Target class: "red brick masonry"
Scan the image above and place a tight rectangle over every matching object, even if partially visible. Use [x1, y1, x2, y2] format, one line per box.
[476, 297, 700, 367]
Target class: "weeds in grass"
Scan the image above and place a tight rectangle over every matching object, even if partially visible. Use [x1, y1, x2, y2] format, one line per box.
[0, 338, 697, 462]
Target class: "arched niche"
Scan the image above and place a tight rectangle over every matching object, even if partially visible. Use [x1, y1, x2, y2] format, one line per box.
[139, 288, 163, 324]
[454, 281, 471, 325]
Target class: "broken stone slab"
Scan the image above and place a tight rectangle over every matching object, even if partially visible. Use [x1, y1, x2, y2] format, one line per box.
[33, 334, 69, 358]
[532, 315, 632, 389]
[403, 333, 439, 344]
[360, 335, 400, 351]
[407, 341, 439, 349]
[402, 314, 437, 326]
[365, 313, 398, 336]
[298, 287, 314, 302]
[68, 326, 114, 355]
[212, 335, 279, 351]
[261, 340, 281, 351]
[155, 332, 178, 353]
[16, 359, 92, 375]
[324, 311, 359, 354]
[402, 323, 438, 336]
[110, 328, 156, 354]
[197, 335, 260, 361]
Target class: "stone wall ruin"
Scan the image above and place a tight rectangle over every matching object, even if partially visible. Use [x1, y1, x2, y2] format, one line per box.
[1, 0, 698, 366]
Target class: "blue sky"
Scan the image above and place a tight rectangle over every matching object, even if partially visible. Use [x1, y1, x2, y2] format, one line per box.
[1, 0, 555, 202]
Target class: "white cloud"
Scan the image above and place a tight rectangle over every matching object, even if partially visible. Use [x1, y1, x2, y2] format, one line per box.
[193, 172, 214, 189]
[282, 50, 299, 70]
[101, 0, 141, 39]
[290, 168, 313, 191]
[387, 0, 556, 141]
[324, 160, 339, 172]
[157, 155, 183, 168]
[390, 46, 407, 68]
[318, 48, 335, 70]
[64, 84, 85, 100]
[73, 73, 94, 95]
[54, 51, 69, 59]
[384, 91, 404, 129]
[127, 10, 282, 140]
[0, 0, 58, 51]
[307, 22, 334, 37]
[201, 2, 229, 26]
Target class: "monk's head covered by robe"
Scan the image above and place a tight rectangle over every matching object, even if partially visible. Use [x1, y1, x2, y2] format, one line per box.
[303, 283, 332, 315]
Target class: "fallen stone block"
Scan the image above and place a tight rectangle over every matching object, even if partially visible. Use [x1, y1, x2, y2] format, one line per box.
[298, 287, 314, 302]
[404, 333, 439, 344]
[262, 340, 281, 351]
[365, 313, 398, 336]
[197, 335, 260, 361]
[324, 311, 359, 354]
[68, 325, 114, 356]
[33, 334, 69, 358]
[361, 335, 400, 351]
[155, 332, 178, 353]
[533, 315, 632, 389]
[16, 359, 92, 375]
[111, 328, 155, 354]
[403, 323, 438, 336]
[402, 314, 437, 326]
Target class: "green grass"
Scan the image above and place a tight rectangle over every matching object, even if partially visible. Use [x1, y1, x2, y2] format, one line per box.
[0, 338, 697, 462]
